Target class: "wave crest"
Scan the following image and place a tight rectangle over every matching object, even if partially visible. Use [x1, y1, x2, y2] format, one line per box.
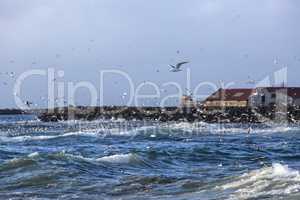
[221, 163, 300, 199]
[96, 153, 138, 164]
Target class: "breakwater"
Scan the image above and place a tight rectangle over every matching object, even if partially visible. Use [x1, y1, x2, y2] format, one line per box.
[0, 109, 26, 115]
[37, 106, 300, 123]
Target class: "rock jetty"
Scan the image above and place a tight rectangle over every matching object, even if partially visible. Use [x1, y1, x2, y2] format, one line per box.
[37, 106, 300, 123]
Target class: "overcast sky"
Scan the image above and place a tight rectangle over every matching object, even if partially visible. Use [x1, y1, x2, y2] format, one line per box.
[1, 0, 300, 108]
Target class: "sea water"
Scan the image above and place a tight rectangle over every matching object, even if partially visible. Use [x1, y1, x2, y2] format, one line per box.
[1, 115, 300, 200]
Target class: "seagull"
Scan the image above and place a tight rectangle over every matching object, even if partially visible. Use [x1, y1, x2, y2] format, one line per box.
[169, 61, 189, 72]
[9, 72, 15, 78]
[25, 101, 33, 107]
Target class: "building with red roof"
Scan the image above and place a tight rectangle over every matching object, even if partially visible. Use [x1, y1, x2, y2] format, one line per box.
[203, 88, 255, 108]
[203, 87, 300, 108]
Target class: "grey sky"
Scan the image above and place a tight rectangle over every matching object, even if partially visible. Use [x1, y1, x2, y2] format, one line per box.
[1, 0, 300, 108]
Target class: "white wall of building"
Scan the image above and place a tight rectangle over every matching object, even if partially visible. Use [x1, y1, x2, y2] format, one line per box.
[249, 88, 297, 107]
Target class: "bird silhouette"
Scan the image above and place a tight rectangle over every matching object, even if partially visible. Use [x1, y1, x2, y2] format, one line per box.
[169, 61, 189, 72]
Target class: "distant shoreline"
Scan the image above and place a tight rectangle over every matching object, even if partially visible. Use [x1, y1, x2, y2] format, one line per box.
[0, 109, 27, 115]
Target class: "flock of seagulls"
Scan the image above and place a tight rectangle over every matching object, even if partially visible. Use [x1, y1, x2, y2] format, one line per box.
[1, 43, 192, 109]
[5, 42, 298, 109]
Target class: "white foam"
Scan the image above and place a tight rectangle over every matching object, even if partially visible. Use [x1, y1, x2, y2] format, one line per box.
[61, 131, 99, 137]
[221, 163, 300, 200]
[1, 121, 300, 144]
[105, 126, 157, 136]
[28, 152, 40, 158]
[164, 122, 209, 133]
[96, 153, 136, 164]
[58, 151, 137, 164]
[165, 121, 300, 135]
[0, 135, 58, 142]
[0, 131, 101, 143]
[0, 124, 162, 143]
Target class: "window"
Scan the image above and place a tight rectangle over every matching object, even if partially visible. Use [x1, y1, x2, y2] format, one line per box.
[271, 93, 276, 98]
[261, 95, 266, 103]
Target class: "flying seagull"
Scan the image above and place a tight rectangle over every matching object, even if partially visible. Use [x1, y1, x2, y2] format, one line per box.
[25, 101, 33, 107]
[169, 61, 189, 72]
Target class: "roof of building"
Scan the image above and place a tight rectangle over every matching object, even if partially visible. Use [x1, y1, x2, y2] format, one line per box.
[205, 88, 254, 101]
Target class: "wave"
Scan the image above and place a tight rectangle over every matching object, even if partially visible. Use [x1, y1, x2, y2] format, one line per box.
[28, 152, 40, 158]
[0, 151, 147, 174]
[0, 125, 159, 142]
[0, 131, 100, 143]
[0, 134, 66, 142]
[1, 121, 300, 144]
[52, 151, 146, 166]
[163, 121, 300, 136]
[105, 126, 158, 136]
[0, 152, 40, 172]
[96, 153, 139, 164]
[220, 163, 300, 200]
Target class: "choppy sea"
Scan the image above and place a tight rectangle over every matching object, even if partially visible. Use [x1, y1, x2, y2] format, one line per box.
[1, 115, 300, 200]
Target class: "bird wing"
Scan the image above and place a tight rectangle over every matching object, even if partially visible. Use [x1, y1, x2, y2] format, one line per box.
[170, 65, 176, 69]
[176, 61, 189, 68]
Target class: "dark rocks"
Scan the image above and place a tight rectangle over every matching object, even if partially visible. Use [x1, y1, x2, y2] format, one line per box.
[37, 106, 300, 123]
[0, 109, 26, 115]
